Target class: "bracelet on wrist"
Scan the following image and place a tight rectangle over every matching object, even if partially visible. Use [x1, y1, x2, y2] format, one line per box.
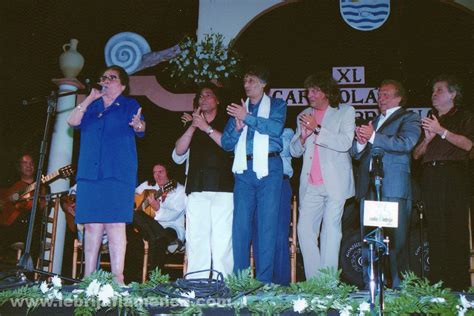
[205, 126, 214, 135]
[441, 129, 448, 139]
[313, 124, 322, 135]
[76, 104, 86, 113]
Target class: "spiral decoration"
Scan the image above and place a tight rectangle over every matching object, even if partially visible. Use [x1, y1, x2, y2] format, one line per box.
[104, 32, 151, 74]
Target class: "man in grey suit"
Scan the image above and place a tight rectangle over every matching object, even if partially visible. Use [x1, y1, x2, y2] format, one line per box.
[351, 80, 421, 288]
[290, 72, 355, 279]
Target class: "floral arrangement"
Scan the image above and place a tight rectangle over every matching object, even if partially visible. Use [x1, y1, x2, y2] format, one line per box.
[1, 269, 474, 315]
[166, 33, 241, 87]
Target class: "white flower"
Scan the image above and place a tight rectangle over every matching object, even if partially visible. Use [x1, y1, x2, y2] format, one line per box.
[98, 284, 115, 306]
[358, 301, 371, 315]
[40, 281, 49, 294]
[72, 289, 84, 294]
[431, 297, 446, 303]
[293, 298, 308, 313]
[177, 298, 190, 307]
[182, 290, 196, 299]
[340, 305, 353, 316]
[457, 305, 467, 316]
[86, 279, 101, 297]
[121, 291, 130, 297]
[241, 296, 247, 306]
[51, 275, 62, 288]
[52, 289, 63, 300]
[460, 295, 472, 309]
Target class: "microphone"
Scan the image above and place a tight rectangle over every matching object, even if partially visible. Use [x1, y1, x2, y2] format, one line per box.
[371, 147, 384, 200]
[371, 147, 384, 179]
[85, 78, 106, 93]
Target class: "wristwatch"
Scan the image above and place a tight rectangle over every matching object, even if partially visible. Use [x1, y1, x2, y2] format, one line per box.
[206, 126, 214, 135]
[441, 129, 448, 139]
[313, 124, 321, 135]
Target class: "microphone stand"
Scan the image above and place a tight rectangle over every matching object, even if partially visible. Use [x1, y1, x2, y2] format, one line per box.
[14, 89, 83, 284]
[364, 154, 390, 315]
[414, 201, 426, 278]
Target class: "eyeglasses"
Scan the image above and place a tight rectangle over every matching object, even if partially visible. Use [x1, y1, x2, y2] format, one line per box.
[99, 75, 119, 82]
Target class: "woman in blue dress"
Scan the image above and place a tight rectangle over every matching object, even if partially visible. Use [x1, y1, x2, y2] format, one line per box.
[67, 65, 145, 284]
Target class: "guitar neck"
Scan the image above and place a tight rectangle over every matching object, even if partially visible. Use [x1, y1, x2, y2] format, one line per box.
[42, 170, 60, 184]
[19, 170, 60, 197]
[153, 188, 164, 200]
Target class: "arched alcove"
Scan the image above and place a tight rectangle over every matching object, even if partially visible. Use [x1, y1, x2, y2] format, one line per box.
[232, 0, 473, 109]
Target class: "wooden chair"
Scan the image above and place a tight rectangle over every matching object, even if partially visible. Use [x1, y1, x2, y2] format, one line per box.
[36, 197, 61, 274]
[71, 235, 111, 279]
[142, 240, 187, 282]
[250, 195, 298, 283]
[14, 197, 61, 277]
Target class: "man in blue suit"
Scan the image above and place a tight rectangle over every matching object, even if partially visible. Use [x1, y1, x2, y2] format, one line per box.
[351, 80, 421, 288]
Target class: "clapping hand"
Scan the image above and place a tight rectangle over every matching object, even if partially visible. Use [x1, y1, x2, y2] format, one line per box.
[181, 112, 193, 126]
[358, 121, 374, 141]
[299, 113, 317, 131]
[227, 99, 248, 121]
[421, 115, 443, 135]
[355, 127, 368, 145]
[191, 107, 210, 132]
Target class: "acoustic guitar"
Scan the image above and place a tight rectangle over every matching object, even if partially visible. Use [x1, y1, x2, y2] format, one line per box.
[0, 165, 75, 226]
[134, 179, 177, 219]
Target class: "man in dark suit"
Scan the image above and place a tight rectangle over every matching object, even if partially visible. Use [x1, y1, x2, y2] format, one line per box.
[351, 80, 421, 288]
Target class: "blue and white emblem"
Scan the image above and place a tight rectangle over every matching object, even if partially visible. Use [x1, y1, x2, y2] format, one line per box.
[340, 0, 390, 31]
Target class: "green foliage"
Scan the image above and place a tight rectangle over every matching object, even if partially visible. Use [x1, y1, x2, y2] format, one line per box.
[129, 268, 170, 293]
[0, 269, 471, 315]
[247, 299, 292, 315]
[289, 267, 357, 297]
[224, 268, 263, 295]
[78, 270, 117, 290]
[384, 272, 460, 315]
[0, 285, 44, 313]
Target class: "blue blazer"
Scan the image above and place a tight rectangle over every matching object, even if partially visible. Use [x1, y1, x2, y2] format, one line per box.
[351, 108, 421, 200]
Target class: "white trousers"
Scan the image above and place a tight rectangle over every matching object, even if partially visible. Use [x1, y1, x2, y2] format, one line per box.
[298, 184, 345, 279]
[186, 191, 234, 279]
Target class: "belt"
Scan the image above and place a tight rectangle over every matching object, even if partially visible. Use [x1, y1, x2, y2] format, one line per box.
[246, 152, 280, 160]
[423, 160, 465, 167]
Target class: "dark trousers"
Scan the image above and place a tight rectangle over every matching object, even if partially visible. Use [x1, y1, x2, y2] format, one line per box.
[0, 211, 42, 261]
[360, 196, 411, 288]
[421, 163, 470, 291]
[132, 211, 177, 270]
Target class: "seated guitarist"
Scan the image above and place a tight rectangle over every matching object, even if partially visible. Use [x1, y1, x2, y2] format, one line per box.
[131, 163, 186, 271]
[0, 154, 48, 257]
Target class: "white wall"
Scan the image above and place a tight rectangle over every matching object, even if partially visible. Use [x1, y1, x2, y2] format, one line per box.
[197, 0, 285, 44]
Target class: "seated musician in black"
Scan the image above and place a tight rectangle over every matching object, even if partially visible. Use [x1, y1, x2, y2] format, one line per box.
[131, 163, 186, 271]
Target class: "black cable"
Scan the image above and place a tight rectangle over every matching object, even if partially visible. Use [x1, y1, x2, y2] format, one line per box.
[147, 269, 231, 301]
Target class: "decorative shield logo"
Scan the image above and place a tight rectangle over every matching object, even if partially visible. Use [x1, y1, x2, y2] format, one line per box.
[340, 0, 390, 31]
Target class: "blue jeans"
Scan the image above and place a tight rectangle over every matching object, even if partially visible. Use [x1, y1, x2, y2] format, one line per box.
[253, 177, 292, 285]
[232, 156, 283, 283]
